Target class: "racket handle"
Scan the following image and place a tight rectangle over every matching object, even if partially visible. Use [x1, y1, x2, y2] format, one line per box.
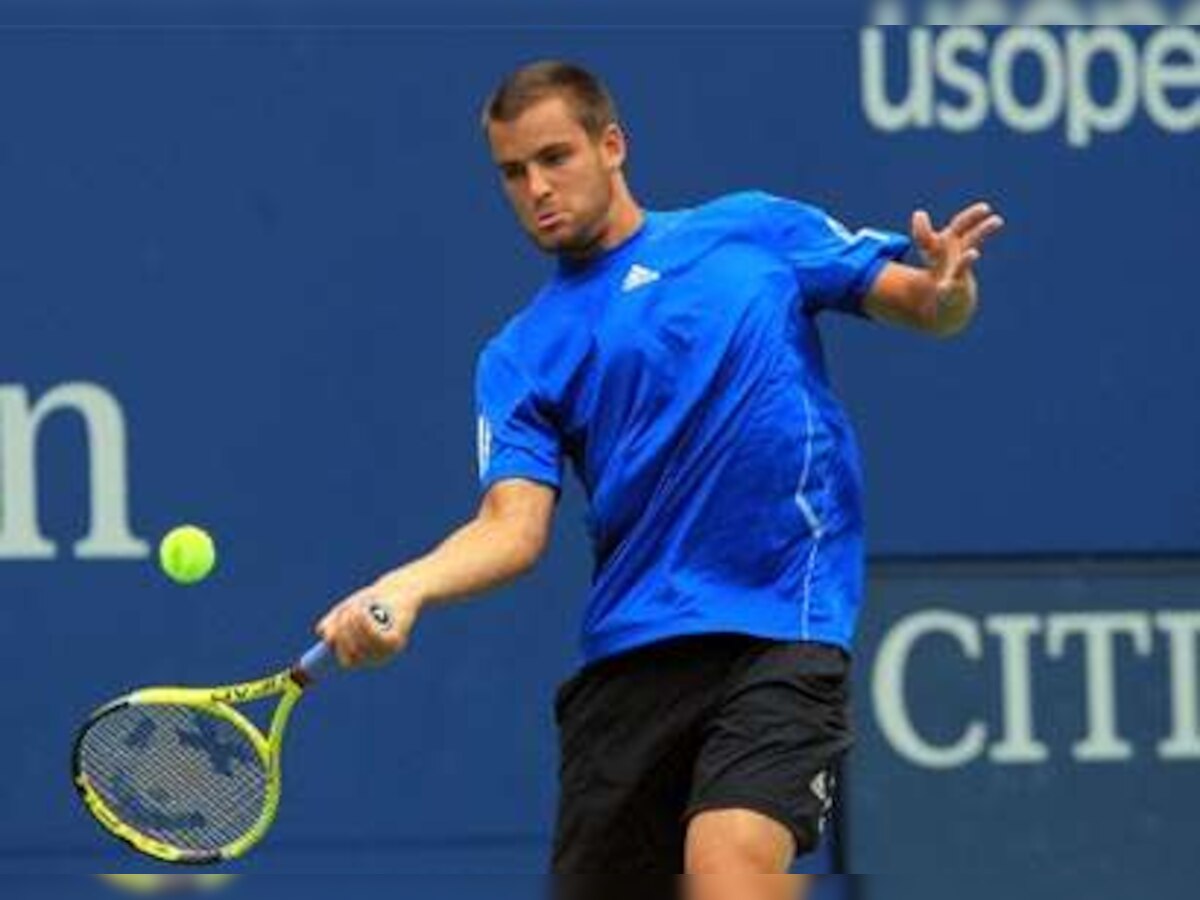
[296, 602, 394, 683]
[297, 642, 338, 682]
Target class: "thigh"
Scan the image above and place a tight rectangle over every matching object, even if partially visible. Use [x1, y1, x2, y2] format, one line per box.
[551, 637, 755, 873]
[685, 641, 854, 860]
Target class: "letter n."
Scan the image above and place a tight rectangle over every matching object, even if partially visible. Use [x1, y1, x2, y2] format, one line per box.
[0, 383, 148, 560]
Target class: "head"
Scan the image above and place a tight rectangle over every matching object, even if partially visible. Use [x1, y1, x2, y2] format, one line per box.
[483, 61, 638, 259]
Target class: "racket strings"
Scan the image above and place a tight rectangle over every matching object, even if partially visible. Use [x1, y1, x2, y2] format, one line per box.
[77, 704, 269, 853]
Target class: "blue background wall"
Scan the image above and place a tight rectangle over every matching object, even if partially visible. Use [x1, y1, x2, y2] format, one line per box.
[0, 5, 1196, 889]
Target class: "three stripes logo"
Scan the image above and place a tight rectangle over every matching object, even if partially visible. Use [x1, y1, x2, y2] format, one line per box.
[621, 264, 662, 293]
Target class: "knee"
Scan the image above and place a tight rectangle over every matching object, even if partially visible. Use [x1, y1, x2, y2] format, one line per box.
[685, 809, 795, 873]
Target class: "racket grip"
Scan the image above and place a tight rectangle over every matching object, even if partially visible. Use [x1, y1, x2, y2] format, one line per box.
[296, 601, 393, 683]
[297, 642, 338, 682]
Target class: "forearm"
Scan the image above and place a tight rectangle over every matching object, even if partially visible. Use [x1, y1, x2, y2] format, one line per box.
[375, 513, 542, 610]
[319, 480, 555, 666]
[867, 263, 978, 338]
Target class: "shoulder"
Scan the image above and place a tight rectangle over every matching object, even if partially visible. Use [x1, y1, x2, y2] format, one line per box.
[697, 189, 818, 218]
[665, 190, 828, 238]
[688, 190, 777, 222]
[640, 192, 777, 249]
[646, 190, 777, 222]
[476, 281, 565, 379]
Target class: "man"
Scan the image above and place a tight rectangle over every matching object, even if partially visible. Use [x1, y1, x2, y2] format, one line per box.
[318, 61, 1003, 885]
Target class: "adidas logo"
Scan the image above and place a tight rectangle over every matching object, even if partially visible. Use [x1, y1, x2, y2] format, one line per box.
[621, 264, 661, 293]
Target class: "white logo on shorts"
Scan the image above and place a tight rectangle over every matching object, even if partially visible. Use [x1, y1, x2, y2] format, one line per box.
[810, 769, 836, 834]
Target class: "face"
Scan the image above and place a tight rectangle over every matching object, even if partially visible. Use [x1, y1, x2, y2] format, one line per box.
[487, 95, 625, 257]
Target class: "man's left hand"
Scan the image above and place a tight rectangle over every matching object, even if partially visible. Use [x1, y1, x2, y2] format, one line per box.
[911, 202, 1005, 303]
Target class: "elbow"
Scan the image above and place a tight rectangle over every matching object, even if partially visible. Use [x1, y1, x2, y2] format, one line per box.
[512, 529, 549, 575]
[505, 515, 552, 576]
[478, 479, 558, 577]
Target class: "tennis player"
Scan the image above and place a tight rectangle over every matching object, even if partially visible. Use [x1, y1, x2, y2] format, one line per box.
[318, 61, 1003, 884]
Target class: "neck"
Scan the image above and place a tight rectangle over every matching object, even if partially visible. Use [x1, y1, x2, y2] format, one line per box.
[562, 181, 644, 264]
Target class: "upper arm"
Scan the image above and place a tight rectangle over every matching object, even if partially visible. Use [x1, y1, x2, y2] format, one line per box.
[474, 340, 562, 564]
[750, 193, 912, 317]
[475, 341, 563, 493]
[478, 478, 558, 561]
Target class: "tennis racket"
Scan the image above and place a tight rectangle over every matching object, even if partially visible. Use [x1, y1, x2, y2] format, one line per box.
[72, 601, 394, 865]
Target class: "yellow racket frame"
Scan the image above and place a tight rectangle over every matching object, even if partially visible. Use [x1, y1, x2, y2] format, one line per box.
[73, 668, 308, 865]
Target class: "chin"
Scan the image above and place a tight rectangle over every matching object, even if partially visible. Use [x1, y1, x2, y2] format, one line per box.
[532, 229, 579, 255]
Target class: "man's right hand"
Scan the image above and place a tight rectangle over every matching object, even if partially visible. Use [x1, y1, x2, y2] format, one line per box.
[316, 577, 425, 669]
[315, 479, 557, 670]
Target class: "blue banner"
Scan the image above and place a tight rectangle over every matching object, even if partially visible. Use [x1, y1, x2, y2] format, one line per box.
[0, 11, 1195, 889]
[851, 558, 1200, 883]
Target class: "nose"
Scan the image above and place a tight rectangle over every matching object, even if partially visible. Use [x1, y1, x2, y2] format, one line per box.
[526, 164, 553, 203]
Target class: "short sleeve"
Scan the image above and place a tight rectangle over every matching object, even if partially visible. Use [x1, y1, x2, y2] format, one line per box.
[755, 193, 912, 317]
[474, 341, 563, 494]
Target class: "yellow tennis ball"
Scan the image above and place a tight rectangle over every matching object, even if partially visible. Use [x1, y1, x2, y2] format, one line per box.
[158, 525, 217, 585]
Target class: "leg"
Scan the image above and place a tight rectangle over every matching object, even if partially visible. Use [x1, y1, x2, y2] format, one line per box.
[684, 642, 854, 874]
[683, 808, 813, 900]
[685, 808, 796, 872]
[552, 696, 698, 872]
[551, 638, 747, 873]
[686, 870, 812, 900]
[684, 877, 813, 900]
[686, 883, 816, 900]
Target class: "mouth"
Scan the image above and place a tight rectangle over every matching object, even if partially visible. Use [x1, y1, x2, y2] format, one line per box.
[536, 211, 565, 233]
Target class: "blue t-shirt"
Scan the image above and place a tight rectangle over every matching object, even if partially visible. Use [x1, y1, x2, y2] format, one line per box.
[475, 191, 910, 663]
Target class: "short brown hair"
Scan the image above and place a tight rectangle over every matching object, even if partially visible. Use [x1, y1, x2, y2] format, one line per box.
[482, 60, 619, 139]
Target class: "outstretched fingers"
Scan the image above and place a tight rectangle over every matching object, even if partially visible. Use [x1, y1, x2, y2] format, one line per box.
[912, 209, 941, 257]
[914, 201, 1005, 286]
[961, 212, 1005, 252]
[949, 201, 1005, 248]
[949, 202, 994, 235]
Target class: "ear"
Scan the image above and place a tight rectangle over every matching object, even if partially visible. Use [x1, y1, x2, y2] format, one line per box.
[600, 123, 627, 171]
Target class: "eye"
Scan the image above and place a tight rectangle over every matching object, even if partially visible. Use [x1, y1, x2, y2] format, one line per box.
[542, 148, 572, 167]
[500, 164, 524, 182]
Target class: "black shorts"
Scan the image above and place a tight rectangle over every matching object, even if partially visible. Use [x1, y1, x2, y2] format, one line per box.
[550, 633, 853, 874]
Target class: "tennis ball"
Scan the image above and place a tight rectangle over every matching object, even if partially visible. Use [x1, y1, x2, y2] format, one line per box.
[158, 525, 217, 585]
